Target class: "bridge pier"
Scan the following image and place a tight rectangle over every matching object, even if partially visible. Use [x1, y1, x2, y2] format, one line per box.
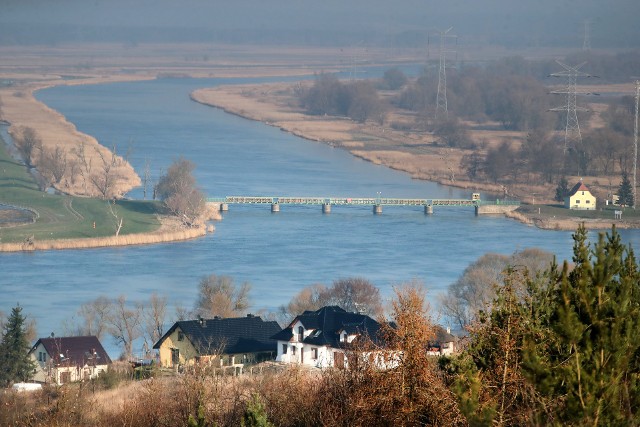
[219, 203, 229, 212]
[271, 203, 280, 213]
[424, 205, 433, 215]
[322, 203, 331, 214]
[373, 204, 383, 215]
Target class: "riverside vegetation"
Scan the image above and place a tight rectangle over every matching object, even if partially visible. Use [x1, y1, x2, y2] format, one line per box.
[0, 137, 211, 250]
[2, 225, 639, 426]
[194, 50, 640, 225]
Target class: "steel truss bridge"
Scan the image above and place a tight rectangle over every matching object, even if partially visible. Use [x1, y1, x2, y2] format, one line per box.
[207, 196, 519, 214]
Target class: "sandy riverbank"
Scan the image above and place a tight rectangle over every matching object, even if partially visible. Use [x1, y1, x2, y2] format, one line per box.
[0, 74, 151, 197]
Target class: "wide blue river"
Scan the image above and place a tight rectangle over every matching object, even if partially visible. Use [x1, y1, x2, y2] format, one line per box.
[2, 77, 639, 357]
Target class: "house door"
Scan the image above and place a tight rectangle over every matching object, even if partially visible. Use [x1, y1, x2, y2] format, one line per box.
[171, 348, 180, 366]
[301, 347, 304, 364]
[334, 352, 344, 369]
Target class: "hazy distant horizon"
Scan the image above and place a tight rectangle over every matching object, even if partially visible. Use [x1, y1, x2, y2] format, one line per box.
[1, 0, 638, 49]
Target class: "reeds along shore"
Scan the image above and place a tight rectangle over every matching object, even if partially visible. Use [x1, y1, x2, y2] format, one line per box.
[0, 226, 208, 252]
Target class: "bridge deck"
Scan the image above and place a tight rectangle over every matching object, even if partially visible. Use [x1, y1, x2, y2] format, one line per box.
[207, 196, 521, 207]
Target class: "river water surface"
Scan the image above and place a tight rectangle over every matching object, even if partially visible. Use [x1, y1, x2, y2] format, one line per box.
[2, 77, 638, 357]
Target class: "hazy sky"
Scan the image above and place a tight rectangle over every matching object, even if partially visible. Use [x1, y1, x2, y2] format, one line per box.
[1, 0, 638, 48]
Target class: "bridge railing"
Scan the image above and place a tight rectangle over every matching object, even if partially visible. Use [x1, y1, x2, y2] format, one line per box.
[206, 196, 521, 207]
[476, 200, 521, 206]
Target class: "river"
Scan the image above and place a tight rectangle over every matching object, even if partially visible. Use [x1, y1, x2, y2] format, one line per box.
[2, 76, 638, 358]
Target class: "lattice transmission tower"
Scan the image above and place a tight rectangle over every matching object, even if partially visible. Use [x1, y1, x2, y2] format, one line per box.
[435, 27, 457, 119]
[549, 60, 597, 153]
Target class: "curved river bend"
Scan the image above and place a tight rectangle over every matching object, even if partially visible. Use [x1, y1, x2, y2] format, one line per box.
[2, 77, 638, 356]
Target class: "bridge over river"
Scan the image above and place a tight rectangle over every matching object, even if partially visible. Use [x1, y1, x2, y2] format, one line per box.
[207, 195, 520, 215]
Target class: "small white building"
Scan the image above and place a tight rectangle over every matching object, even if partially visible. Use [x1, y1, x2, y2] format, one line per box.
[426, 326, 457, 356]
[271, 306, 387, 369]
[29, 336, 111, 385]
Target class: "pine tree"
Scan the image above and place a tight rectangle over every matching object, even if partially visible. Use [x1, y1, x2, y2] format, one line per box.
[555, 177, 569, 202]
[241, 394, 273, 427]
[523, 225, 640, 424]
[618, 172, 634, 207]
[0, 305, 36, 387]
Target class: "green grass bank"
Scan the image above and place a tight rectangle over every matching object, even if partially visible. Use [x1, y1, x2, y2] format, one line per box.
[0, 136, 162, 245]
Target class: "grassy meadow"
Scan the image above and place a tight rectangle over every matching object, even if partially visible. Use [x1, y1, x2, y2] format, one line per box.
[0, 138, 162, 245]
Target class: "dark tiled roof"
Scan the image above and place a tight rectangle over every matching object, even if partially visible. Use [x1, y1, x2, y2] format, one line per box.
[434, 326, 456, 343]
[271, 306, 384, 348]
[568, 182, 591, 197]
[32, 336, 111, 366]
[154, 315, 282, 355]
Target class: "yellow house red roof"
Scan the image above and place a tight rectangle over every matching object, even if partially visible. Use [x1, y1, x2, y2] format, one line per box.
[568, 182, 591, 196]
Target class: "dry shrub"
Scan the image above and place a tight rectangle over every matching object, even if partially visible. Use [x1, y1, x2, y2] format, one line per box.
[255, 367, 322, 426]
[313, 284, 467, 427]
[0, 226, 206, 252]
[1, 383, 97, 427]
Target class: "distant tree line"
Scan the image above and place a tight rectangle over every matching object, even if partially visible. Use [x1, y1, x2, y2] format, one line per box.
[299, 73, 387, 123]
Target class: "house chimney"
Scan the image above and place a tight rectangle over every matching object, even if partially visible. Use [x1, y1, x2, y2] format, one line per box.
[247, 313, 253, 318]
[446, 326, 451, 334]
[198, 316, 205, 327]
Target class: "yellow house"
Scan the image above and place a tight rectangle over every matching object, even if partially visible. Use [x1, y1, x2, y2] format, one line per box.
[564, 182, 596, 210]
[153, 315, 281, 370]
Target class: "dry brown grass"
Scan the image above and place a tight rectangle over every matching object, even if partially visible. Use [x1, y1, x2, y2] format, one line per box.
[0, 221, 209, 252]
[0, 80, 143, 197]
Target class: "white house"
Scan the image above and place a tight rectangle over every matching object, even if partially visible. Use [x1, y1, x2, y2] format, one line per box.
[29, 336, 111, 385]
[426, 326, 457, 356]
[271, 306, 387, 369]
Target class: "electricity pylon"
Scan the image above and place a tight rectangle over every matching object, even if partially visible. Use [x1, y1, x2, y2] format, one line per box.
[435, 27, 456, 119]
[549, 60, 597, 153]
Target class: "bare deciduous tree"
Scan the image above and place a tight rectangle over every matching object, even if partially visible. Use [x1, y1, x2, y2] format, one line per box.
[194, 275, 251, 318]
[108, 295, 142, 359]
[106, 200, 124, 236]
[328, 277, 383, 316]
[279, 277, 383, 323]
[14, 126, 42, 168]
[90, 146, 123, 199]
[440, 248, 555, 329]
[155, 157, 206, 226]
[38, 145, 67, 190]
[71, 142, 92, 194]
[71, 296, 112, 340]
[142, 293, 167, 351]
[142, 159, 151, 200]
[278, 283, 329, 323]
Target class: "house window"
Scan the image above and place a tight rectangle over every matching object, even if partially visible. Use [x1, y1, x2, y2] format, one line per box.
[177, 331, 184, 341]
[282, 344, 288, 354]
[586, 200, 591, 204]
[298, 326, 304, 342]
[312, 348, 318, 359]
[576, 199, 581, 204]
[292, 346, 297, 355]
